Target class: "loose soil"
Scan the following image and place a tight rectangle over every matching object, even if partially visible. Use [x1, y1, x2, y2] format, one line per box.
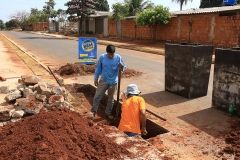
[222, 121, 240, 158]
[0, 108, 133, 160]
[54, 62, 143, 78]
[1, 31, 240, 159]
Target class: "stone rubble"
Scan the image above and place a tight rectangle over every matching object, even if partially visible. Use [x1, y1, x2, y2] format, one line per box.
[0, 74, 73, 125]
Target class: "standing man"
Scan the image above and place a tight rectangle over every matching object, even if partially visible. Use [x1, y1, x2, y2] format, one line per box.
[90, 44, 126, 119]
[118, 84, 147, 137]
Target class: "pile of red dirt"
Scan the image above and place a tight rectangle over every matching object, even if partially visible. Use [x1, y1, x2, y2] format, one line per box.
[0, 108, 132, 159]
[55, 62, 142, 78]
[222, 121, 240, 158]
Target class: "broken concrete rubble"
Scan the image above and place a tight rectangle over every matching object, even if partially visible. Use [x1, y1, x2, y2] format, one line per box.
[21, 74, 42, 85]
[4, 89, 22, 102]
[17, 95, 44, 114]
[0, 74, 72, 124]
[0, 86, 9, 94]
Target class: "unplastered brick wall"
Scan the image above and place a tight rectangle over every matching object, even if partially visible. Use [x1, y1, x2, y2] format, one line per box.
[108, 20, 117, 37]
[121, 20, 136, 38]
[214, 14, 240, 47]
[33, 22, 48, 31]
[109, 11, 240, 48]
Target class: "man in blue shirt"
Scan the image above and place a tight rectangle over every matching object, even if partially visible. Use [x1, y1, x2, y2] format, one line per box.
[90, 44, 126, 119]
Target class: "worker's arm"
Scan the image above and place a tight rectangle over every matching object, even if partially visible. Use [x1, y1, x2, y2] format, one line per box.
[140, 109, 147, 135]
[120, 92, 127, 102]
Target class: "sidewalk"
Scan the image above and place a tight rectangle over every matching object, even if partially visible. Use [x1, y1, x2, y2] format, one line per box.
[0, 35, 33, 105]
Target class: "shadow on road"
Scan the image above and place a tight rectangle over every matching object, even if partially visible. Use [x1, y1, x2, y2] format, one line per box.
[141, 90, 192, 108]
[178, 108, 234, 138]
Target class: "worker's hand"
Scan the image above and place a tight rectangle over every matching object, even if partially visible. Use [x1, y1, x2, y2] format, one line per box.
[141, 128, 147, 135]
[94, 81, 98, 86]
[120, 92, 127, 101]
[118, 62, 124, 67]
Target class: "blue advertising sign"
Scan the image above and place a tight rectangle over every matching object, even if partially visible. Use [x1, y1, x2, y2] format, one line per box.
[78, 38, 97, 64]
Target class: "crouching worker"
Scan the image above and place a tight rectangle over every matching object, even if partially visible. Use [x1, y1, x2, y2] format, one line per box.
[118, 84, 147, 137]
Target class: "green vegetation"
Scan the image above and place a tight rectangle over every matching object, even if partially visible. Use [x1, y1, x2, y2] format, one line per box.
[65, 0, 96, 35]
[124, 0, 155, 16]
[110, 3, 130, 20]
[94, 0, 110, 11]
[136, 5, 171, 41]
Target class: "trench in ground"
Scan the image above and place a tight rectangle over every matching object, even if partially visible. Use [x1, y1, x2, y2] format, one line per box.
[65, 83, 169, 139]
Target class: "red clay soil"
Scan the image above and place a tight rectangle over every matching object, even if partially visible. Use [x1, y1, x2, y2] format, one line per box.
[54, 63, 142, 78]
[0, 108, 133, 160]
[222, 121, 240, 158]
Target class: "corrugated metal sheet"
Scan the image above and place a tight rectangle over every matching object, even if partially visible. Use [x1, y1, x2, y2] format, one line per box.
[171, 5, 240, 15]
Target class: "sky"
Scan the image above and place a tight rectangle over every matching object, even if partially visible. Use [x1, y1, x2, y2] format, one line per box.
[0, 0, 201, 23]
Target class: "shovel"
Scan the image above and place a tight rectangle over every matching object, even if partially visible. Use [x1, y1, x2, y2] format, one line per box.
[114, 67, 122, 127]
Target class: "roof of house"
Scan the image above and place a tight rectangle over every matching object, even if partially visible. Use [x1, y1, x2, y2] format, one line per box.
[171, 5, 240, 15]
[89, 11, 112, 18]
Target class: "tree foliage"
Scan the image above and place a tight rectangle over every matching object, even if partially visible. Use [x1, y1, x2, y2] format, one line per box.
[10, 10, 29, 26]
[172, 0, 193, 10]
[110, 2, 129, 20]
[136, 5, 170, 26]
[43, 0, 56, 20]
[24, 9, 48, 23]
[124, 0, 155, 16]
[94, 0, 109, 11]
[200, 0, 240, 8]
[56, 9, 68, 22]
[136, 5, 171, 40]
[65, 0, 96, 35]
[0, 19, 5, 29]
[5, 19, 20, 30]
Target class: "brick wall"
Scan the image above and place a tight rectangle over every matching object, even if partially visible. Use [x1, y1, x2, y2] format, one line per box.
[109, 11, 240, 48]
[33, 22, 49, 31]
[108, 20, 117, 37]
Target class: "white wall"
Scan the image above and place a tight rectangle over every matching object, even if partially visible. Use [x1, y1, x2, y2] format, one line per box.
[103, 17, 108, 36]
[89, 19, 95, 34]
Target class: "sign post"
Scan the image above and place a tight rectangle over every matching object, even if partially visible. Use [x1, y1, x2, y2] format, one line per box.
[78, 38, 97, 64]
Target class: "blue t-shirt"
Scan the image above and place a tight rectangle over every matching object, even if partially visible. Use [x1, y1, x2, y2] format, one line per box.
[94, 53, 126, 85]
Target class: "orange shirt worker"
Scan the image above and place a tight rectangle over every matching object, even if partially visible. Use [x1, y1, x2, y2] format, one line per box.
[118, 84, 147, 137]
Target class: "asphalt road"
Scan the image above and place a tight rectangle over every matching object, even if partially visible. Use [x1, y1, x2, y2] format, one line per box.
[1, 31, 214, 116]
[1, 30, 165, 96]
[1, 31, 164, 72]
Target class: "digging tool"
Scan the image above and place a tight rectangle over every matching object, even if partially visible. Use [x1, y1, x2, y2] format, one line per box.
[114, 66, 122, 126]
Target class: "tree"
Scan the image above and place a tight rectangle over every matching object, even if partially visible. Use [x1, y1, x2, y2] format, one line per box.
[200, 0, 240, 8]
[5, 19, 20, 30]
[0, 19, 5, 29]
[94, 0, 109, 11]
[65, 0, 96, 35]
[136, 5, 171, 41]
[171, 0, 193, 10]
[24, 9, 48, 23]
[43, 0, 57, 21]
[124, 0, 155, 16]
[56, 9, 68, 22]
[110, 2, 129, 20]
[10, 10, 29, 27]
